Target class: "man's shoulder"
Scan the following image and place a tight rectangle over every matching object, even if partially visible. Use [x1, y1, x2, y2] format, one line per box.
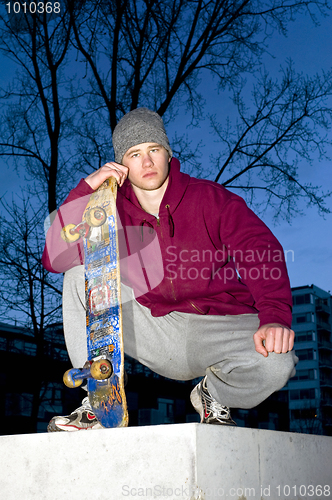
[188, 176, 224, 189]
[170, 159, 246, 210]
[187, 175, 241, 204]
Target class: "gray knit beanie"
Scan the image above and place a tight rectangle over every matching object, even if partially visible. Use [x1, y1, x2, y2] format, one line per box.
[112, 108, 173, 164]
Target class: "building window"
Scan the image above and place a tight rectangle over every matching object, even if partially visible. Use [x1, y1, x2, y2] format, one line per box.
[138, 398, 175, 426]
[289, 388, 316, 400]
[1, 338, 37, 355]
[316, 298, 329, 307]
[291, 369, 315, 381]
[291, 408, 317, 420]
[293, 313, 314, 324]
[295, 331, 315, 342]
[5, 393, 33, 417]
[158, 398, 174, 423]
[294, 294, 312, 305]
[295, 349, 315, 361]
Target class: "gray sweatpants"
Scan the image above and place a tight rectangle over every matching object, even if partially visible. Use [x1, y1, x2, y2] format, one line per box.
[63, 265, 297, 409]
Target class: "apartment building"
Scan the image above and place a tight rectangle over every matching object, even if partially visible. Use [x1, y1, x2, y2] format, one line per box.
[285, 285, 332, 435]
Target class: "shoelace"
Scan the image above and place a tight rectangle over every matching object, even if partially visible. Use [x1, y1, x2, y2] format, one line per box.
[202, 381, 231, 419]
[208, 400, 231, 419]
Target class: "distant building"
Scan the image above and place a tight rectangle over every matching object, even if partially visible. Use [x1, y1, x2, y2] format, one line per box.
[0, 322, 82, 433]
[283, 285, 332, 436]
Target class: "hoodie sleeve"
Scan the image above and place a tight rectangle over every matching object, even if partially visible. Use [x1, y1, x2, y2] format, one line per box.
[41, 179, 94, 273]
[218, 195, 293, 329]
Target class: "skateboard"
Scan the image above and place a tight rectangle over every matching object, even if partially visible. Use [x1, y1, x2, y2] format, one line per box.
[62, 177, 128, 428]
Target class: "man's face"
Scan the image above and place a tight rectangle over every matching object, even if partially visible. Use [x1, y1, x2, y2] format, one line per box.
[122, 142, 171, 192]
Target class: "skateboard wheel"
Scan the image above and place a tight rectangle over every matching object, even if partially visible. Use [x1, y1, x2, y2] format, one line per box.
[61, 224, 80, 243]
[86, 207, 106, 227]
[90, 359, 113, 380]
[63, 369, 83, 388]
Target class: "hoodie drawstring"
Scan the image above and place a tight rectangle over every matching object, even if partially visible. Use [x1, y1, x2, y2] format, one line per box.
[140, 220, 154, 241]
[140, 205, 174, 240]
[165, 205, 174, 237]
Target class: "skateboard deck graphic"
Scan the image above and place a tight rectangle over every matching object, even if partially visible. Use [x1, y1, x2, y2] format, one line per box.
[63, 177, 128, 428]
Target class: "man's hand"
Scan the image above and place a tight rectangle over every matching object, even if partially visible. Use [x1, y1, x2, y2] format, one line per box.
[85, 162, 129, 190]
[253, 323, 295, 357]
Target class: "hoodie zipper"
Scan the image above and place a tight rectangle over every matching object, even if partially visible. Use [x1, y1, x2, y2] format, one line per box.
[189, 301, 205, 314]
[169, 279, 177, 302]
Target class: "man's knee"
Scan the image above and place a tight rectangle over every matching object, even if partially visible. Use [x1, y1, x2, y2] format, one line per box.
[64, 264, 84, 286]
[63, 265, 85, 305]
[262, 350, 298, 391]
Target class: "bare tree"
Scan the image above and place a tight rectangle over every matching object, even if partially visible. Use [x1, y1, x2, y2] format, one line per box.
[0, 4, 77, 430]
[0, 1, 73, 214]
[66, 0, 332, 218]
[209, 65, 332, 221]
[0, 196, 63, 431]
[70, 0, 329, 120]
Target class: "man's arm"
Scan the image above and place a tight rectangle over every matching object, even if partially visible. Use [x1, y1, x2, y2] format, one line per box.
[42, 162, 128, 273]
[217, 195, 293, 329]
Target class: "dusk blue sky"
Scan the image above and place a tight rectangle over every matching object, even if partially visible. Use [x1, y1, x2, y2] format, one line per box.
[0, 8, 331, 294]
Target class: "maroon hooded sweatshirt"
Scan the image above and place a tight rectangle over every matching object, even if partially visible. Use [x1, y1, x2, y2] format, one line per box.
[42, 158, 292, 328]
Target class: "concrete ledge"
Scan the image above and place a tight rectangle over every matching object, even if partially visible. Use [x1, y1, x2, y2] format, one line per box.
[0, 424, 331, 500]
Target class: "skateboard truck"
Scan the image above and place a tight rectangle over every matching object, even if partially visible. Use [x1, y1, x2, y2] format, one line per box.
[63, 356, 113, 389]
[60, 208, 107, 243]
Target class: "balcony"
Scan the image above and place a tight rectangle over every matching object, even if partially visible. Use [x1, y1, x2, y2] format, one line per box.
[319, 358, 332, 369]
[320, 378, 332, 388]
[316, 320, 331, 332]
[315, 300, 331, 315]
[317, 337, 332, 350]
[321, 398, 332, 407]
[321, 387, 332, 407]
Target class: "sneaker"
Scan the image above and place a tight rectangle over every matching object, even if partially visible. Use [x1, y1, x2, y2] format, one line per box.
[47, 397, 104, 432]
[190, 377, 236, 425]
